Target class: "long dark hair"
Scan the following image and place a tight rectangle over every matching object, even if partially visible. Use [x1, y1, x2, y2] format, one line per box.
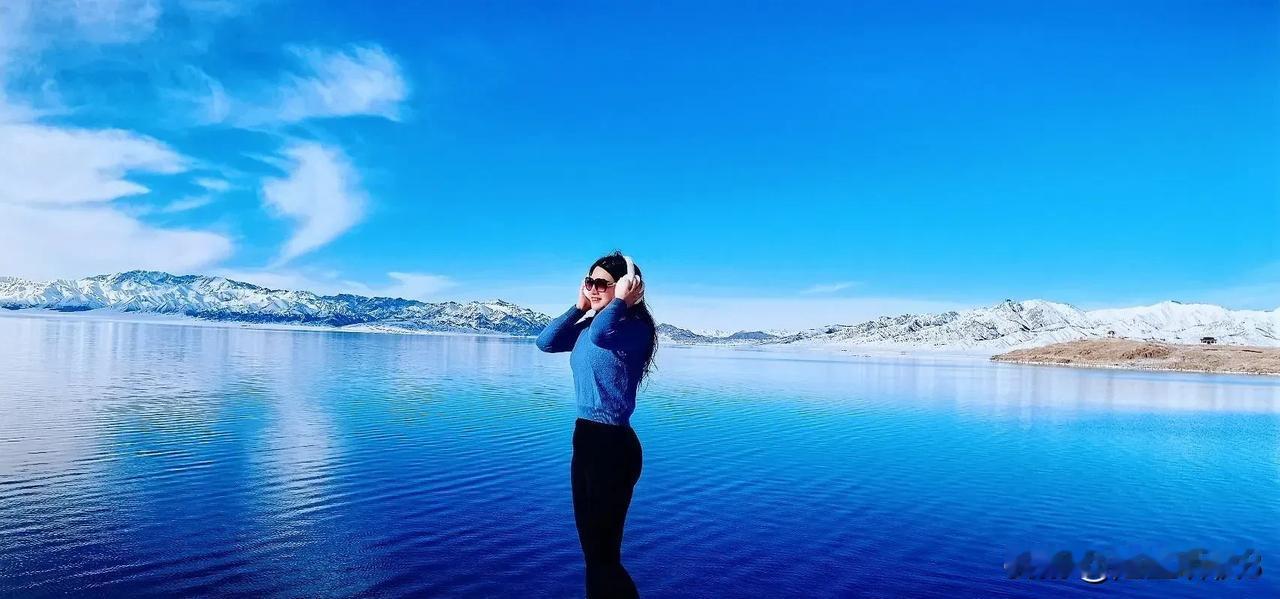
[590, 250, 658, 385]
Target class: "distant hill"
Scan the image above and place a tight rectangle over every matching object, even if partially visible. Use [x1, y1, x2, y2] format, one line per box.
[777, 299, 1280, 351]
[0, 271, 548, 335]
[992, 339, 1280, 376]
[3, 271, 1276, 354]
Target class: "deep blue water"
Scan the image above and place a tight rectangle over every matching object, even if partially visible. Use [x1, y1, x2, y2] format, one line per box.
[1, 313, 1278, 598]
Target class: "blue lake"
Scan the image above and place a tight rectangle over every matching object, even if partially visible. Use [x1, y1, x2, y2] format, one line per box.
[1, 313, 1278, 598]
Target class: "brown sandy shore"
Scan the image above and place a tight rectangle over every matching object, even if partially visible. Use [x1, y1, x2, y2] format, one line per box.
[991, 339, 1280, 376]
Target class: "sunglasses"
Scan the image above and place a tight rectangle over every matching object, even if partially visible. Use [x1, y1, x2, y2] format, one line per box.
[583, 276, 616, 292]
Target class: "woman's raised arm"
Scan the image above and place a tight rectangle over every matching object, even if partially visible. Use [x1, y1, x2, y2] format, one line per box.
[587, 298, 649, 354]
[536, 305, 588, 353]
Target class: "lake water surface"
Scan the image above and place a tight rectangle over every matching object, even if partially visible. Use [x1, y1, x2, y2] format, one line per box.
[1, 313, 1278, 598]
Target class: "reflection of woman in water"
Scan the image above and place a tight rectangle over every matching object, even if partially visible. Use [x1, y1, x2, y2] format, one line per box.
[535, 251, 658, 598]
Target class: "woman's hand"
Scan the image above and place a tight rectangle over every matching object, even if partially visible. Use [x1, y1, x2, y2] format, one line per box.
[615, 273, 645, 307]
[577, 284, 592, 311]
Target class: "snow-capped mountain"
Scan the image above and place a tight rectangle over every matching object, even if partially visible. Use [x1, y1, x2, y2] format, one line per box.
[2, 271, 1276, 353]
[770, 299, 1280, 351]
[654, 323, 786, 344]
[0, 271, 549, 335]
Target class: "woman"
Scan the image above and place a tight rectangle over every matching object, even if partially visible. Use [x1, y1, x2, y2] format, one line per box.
[535, 251, 658, 599]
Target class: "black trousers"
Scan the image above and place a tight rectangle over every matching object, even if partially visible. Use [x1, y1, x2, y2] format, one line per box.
[571, 417, 643, 598]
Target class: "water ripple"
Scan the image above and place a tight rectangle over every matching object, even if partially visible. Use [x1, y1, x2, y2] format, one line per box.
[1, 315, 1277, 597]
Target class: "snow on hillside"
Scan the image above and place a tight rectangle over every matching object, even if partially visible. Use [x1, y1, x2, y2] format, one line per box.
[2, 271, 1275, 354]
[1086, 301, 1280, 345]
[0, 271, 549, 336]
[776, 299, 1280, 352]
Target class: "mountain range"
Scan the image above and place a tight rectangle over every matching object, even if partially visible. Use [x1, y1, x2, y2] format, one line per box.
[0, 271, 547, 335]
[2, 271, 1276, 353]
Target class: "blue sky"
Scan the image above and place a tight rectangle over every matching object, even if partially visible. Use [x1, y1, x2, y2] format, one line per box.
[0, 0, 1276, 330]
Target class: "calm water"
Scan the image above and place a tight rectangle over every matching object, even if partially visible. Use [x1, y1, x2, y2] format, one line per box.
[1, 313, 1278, 598]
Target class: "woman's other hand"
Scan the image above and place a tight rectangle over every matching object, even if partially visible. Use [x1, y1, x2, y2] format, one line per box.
[577, 283, 592, 311]
[615, 273, 644, 307]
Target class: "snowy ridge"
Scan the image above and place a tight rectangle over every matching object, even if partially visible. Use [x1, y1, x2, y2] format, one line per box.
[772, 299, 1280, 351]
[0, 271, 549, 336]
[2, 271, 1275, 353]
[657, 298, 1280, 352]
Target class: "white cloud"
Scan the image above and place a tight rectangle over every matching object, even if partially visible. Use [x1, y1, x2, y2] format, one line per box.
[0, 4, 401, 282]
[61, 0, 162, 44]
[281, 44, 407, 121]
[0, 122, 231, 280]
[0, 123, 185, 204]
[0, 0, 161, 60]
[158, 195, 213, 213]
[17, 0, 247, 49]
[0, 0, 238, 282]
[194, 176, 231, 192]
[225, 44, 408, 126]
[213, 268, 457, 301]
[800, 281, 858, 295]
[0, 1, 156, 122]
[345, 272, 458, 300]
[164, 65, 231, 125]
[211, 268, 337, 293]
[261, 142, 367, 264]
[0, 203, 231, 280]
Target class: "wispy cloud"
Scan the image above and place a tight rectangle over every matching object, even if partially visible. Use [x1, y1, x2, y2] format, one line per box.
[346, 272, 458, 301]
[194, 177, 231, 192]
[61, 0, 163, 44]
[0, 123, 185, 204]
[1, 2, 60, 120]
[0, 122, 230, 279]
[210, 268, 334, 293]
[214, 44, 409, 127]
[261, 142, 367, 264]
[799, 281, 858, 295]
[0, 1, 235, 281]
[0, 0, 159, 53]
[190, 44, 407, 264]
[0, 203, 232, 280]
[276, 44, 408, 122]
[158, 195, 214, 213]
[0, 1, 420, 283]
[213, 268, 458, 301]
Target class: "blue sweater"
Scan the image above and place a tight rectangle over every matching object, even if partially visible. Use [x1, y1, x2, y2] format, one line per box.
[534, 297, 653, 427]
